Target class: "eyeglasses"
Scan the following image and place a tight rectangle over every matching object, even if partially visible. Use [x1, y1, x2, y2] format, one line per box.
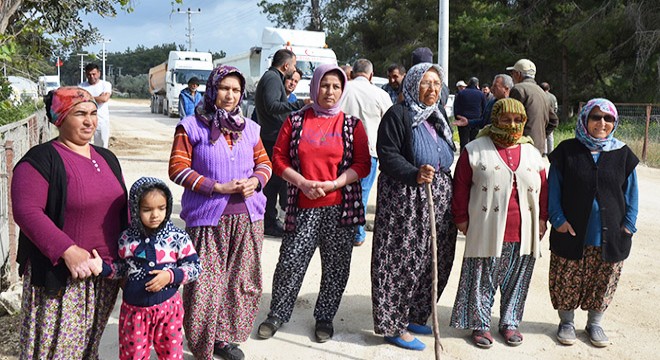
[588, 114, 615, 123]
[419, 81, 442, 90]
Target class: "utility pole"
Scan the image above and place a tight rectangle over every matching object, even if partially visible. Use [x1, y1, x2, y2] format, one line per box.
[177, 7, 201, 51]
[101, 38, 111, 82]
[438, 0, 449, 75]
[77, 53, 89, 84]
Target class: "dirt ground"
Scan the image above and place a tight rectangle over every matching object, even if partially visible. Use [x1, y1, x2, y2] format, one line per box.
[2, 99, 658, 360]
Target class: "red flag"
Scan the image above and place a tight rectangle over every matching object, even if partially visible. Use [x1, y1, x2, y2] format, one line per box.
[56, 58, 63, 67]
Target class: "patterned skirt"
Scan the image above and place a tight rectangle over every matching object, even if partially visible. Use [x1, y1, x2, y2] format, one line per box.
[19, 264, 120, 360]
[371, 171, 457, 336]
[183, 214, 263, 359]
[549, 246, 623, 312]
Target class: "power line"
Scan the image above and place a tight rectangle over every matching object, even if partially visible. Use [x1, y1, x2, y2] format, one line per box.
[176, 8, 202, 51]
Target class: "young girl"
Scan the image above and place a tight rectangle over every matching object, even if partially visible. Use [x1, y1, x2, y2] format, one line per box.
[92, 176, 201, 360]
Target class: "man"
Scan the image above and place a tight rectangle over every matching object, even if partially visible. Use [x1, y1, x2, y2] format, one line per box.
[79, 63, 112, 147]
[453, 77, 486, 151]
[285, 68, 303, 103]
[507, 58, 559, 154]
[254, 49, 307, 237]
[482, 83, 495, 101]
[456, 80, 467, 92]
[339, 58, 393, 246]
[178, 76, 202, 119]
[454, 74, 513, 129]
[540, 81, 558, 155]
[411, 46, 449, 106]
[382, 64, 406, 104]
[340, 64, 353, 80]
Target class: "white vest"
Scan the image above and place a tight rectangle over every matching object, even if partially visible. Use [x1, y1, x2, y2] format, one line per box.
[464, 137, 544, 258]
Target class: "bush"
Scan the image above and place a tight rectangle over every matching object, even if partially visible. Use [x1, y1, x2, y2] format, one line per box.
[0, 99, 43, 126]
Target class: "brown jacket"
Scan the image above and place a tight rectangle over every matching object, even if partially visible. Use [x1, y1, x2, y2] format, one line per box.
[510, 78, 559, 153]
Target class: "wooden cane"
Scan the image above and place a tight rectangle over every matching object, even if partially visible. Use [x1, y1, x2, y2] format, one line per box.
[425, 182, 443, 358]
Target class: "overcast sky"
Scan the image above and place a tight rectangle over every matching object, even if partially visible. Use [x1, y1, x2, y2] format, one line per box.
[82, 0, 272, 56]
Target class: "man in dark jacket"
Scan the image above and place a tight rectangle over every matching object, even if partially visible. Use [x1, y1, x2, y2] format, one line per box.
[453, 77, 486, 151]
[254, 49, 306, 236]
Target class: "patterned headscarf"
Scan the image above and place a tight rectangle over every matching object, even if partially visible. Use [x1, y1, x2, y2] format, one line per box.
[576, 98, 625, 152]
[402, 63, 455, 150]
[304, 63, 347, 117]
[195, 64, 246, 143]
[477, 98, 533, 147]
[46, 86, 97, 127]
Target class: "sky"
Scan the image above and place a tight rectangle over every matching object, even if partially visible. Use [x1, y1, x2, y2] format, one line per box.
[82, 0, 272, 57]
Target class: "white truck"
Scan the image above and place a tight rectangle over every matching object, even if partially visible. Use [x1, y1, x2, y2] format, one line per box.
[214, 27, 338, 115]
[148, 51, 213, 116]
[37, 75, 60, 96]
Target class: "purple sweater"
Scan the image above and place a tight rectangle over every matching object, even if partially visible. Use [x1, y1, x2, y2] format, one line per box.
[179, 116, 267, 226]
[11, 142, 126, 264]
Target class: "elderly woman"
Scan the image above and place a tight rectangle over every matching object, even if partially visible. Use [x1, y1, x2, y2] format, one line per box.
[449, 98, 548, 348]
[371, 63, 457, 351]
[257, 64, 370, 343]
[548, 98, 638, 347]
[11, 87, 128, 359]
[168, 65, 272, 360]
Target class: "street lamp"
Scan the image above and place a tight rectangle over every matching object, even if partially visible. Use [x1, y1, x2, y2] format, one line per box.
[101, 38, 111, 82]
[77, 53, 89, 84]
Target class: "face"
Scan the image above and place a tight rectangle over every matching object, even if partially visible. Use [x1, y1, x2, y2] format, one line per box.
[285, 72, 301, 95]
[317, 72, 343, 109]
[139, 190, 167, 232]
[496, 112, 525, 126]
[387, 69, 404, 89]
[85, 68, 100, 85]
[587, 106, 615, 139]
[418, 69, 442, 106]
[189, 83, 199, 91]
[58, 102, 97, 145]
[214, 75, 242, 111]
[482, 86, 491, 95]
[283, 56, 297, 77]
[491, 77, 509, 99]
[510, 70, 523, 84]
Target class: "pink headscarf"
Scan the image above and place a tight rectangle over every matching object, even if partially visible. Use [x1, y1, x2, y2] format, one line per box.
[305, 64, 347, 117]
[47, 87, 97, 127]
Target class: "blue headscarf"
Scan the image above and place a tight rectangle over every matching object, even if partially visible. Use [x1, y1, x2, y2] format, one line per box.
[576, 98, 625, 152]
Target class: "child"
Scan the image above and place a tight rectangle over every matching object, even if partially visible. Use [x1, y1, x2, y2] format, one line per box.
[92, 176, 201, 360]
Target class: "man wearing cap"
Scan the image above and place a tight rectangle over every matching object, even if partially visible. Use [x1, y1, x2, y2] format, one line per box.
[507, 59, 559, 154]
[179, 77, 202, 119]
[456, 80, 467, 92]
[453, 77, 486, 151]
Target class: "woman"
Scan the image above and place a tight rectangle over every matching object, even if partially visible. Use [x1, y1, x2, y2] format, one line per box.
[449, 98, 548, 348]
[548, 98, 638, 347]
[371, 63, 457, 351]
[11, 87, 128, 359]
[168, 65, 272, 360]
[257, 64, 370, 343]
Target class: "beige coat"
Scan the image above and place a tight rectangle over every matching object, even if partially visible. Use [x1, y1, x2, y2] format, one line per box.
[510, 78, 559, 153]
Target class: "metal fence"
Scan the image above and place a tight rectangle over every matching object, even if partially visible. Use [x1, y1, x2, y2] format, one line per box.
[0, 110, 50, 286]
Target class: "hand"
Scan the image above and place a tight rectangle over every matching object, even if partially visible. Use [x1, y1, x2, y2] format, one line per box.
[303, 98, 313, 105]
[556, 221, 576, 236]
[299, 180, 326, 200]
[145, 270, 171, 292]
[539, 220, 548, 239]
[320, 180, 337, 193]
[240, 177, 260, 198]
[416, 164, 435, 184]
[214, 179, 243, 194]
[456, 221, 468, 235]
[622, 226, 632, 235]
[62, 245, 93, 279]
[452, 115, 469, 127]
[89, 249, 104, 276]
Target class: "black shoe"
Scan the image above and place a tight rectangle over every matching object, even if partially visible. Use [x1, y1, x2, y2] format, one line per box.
[213, 342, 244, 360]
[258, 316, 283, 339]
[264, 220, 284, 237]
[315, 320, 334, 343]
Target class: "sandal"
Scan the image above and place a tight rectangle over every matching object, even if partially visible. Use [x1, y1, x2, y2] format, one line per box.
[257, 316, 283, 339]
[315, 320, 334, 343]
[499, 327, 523, 346]
[471, 330, 493, 348]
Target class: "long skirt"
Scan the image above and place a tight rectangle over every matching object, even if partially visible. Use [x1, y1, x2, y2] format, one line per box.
[549, 246, 623, 312]
[371, 171, 457, 336]
[268, 205, 355, 322]
[183, 214, 264, 359]
[19, 264, 120, 360]
[450, 242, 536, 331]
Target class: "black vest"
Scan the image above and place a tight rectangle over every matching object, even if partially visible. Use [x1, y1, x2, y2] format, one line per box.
[548, 139, 638, 262]
[15, 140, 128, 295]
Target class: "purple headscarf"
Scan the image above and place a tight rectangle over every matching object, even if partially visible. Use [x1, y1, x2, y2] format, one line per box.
[304, 64, 347, 117]
[195, 64, 246, 143]
[575, 98, 625, 152]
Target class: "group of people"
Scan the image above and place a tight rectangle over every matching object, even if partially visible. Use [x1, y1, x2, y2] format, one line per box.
[11, 48, 639, 360]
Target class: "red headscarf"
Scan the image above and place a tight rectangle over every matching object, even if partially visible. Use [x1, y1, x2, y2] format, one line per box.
[47, 87, 97, 127]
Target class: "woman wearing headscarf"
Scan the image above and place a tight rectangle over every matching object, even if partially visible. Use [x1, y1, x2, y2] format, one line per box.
[449, 98, 548, 348]
[371, 63, 457, 351]
[11, 87, 128, 359]
[168, 65, 272, 360]
[257, 64, 370, 343]
[548, 98, 638, 348]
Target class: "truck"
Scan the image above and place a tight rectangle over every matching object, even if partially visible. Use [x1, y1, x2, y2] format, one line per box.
[148, 51, 213, 116]
[37, 75, 60, 96]
[214, 27, 338, 115]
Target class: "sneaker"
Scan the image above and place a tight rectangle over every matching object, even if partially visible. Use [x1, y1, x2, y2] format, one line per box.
[556, 322, 576, 345]
[213, 343, 244, 360]
[257, 316, 283, 339]
[264, 220, 284, 237]
[585, 325, 609, 347]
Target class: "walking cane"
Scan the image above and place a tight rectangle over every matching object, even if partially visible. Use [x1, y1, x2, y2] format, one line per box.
[425, 182, 443, 359]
